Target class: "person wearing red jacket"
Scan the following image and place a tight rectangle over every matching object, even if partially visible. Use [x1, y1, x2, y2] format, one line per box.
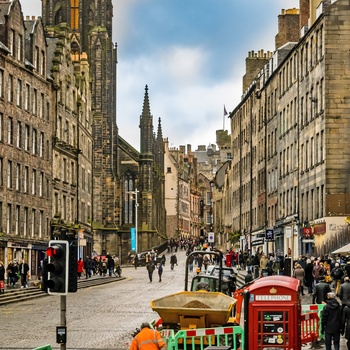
[130, 323, 166, 350]
[77, 258, 84, 279]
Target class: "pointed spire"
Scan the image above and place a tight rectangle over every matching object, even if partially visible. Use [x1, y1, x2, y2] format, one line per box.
[157, 117, 163, 143]
[141, 84, 152, 121]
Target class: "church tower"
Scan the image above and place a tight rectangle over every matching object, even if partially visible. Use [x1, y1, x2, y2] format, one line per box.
[139, 85, 155, 230]
[42, 0, 118, 255]
[138, 86, 167, 244]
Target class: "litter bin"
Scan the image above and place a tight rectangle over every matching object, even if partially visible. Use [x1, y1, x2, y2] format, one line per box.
[225, 254, 232, 267]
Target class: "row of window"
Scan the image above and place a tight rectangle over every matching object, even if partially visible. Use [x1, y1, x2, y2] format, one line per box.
[279, 24, 324, 96]
[0, 113, 49, 158]
[8, 28, 46, 75]
[0, 201, 47, 238]
[0, 157, 49, 197]
[53, 192, 91, 225]
[0, 70, 50, 120]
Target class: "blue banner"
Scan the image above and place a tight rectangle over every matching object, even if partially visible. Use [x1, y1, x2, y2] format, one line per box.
[130, 228, 136, 251]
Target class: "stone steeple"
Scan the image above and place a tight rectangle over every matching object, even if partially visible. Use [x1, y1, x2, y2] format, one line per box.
[139, 85, 154, 154]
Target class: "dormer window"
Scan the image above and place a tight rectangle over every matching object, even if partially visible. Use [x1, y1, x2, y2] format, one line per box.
[17, 34, 22, 61]
[9, 29, 14, 55]
[34, 46, 39, 70]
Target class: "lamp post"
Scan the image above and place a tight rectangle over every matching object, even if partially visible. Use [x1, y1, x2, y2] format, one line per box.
[127, 188, 139, 253]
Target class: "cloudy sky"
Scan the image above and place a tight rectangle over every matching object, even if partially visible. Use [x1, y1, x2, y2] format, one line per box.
[21, 0, 299, 151]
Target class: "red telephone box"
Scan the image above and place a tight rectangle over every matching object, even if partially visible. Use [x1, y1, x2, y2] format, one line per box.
[244, 275, 301, 350]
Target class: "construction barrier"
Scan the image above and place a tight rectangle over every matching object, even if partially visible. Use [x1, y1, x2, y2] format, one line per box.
[161, 326, 244, 350]
[301, 303, 325, 340]
[301, 312, 319, 344]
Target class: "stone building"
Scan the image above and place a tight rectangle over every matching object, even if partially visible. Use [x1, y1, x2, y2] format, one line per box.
[218, 0, 350, 258]
[0, 0, 52, 275]
[164, 140, 191, 238]
[44, 23, 94, 258]
[41, 2, 167, 259]
[41, 0, 118, 256]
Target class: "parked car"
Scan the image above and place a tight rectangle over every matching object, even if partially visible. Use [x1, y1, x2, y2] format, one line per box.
[134, 251, 162, 267]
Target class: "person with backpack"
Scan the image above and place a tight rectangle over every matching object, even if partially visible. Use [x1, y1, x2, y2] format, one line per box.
[331, 263, 344, 295]
[321, 292, 343, 350]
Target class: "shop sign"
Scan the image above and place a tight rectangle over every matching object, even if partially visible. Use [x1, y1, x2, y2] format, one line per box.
[265, 229, 274, 242]
[8, 242, 31, 248]
[303, 227, 312, 237]
[302, 239, 315, 243]
[251, 238, 264, 246]
[313, 222, 326, 235]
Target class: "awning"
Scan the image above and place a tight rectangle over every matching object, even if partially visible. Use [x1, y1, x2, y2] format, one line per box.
[332, 243, 350, 255]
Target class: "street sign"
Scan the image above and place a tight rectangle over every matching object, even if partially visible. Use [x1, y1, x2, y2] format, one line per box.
[265, 229, 274, 242]
[208, 232, 215, 243]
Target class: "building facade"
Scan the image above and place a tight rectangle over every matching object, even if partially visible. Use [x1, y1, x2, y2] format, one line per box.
[217, 0, 350, 258]
[0, 1, 52, 276]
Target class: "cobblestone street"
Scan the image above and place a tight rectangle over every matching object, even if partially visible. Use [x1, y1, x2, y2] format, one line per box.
[0, 250, 185, 350]
[0, 249, 349, 349]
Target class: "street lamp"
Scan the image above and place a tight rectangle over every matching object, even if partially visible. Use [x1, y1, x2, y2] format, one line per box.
[127, 188, 139, 253]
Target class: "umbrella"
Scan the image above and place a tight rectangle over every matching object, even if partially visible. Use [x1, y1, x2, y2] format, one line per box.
[332, 243, 350, 254]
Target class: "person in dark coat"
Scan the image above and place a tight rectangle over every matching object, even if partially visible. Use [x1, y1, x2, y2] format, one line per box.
[304, 259, 314, 294]
[321, 292, 343, 350]
[158, 263, 163, 282]
[342, 297, 350, 349]
[339, 277, 350, 308]
[19, 259, 30, 288]
[245, 269, 254, 283]
[146, 261, 155, 282]
[84, 256, 93, 278]
[313, 279, 332, 304]
[107, 255, 115, 277]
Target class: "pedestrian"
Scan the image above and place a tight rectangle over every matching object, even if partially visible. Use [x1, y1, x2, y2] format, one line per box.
[339, 277, 350, 308]
[313, 279, 332, 304]
[134, 254, 138, 269]
[147, 261, 155, 282]
[161, 253, 166, 266]
[260, 253, 268, 276]
[321, 292, 343, 350]
[293, 263, 305, 296]
[245, 269, 254, 283]
[77, 258, 84, 279]
[0, 261, 5, 294]
[129, 322, 166, 350]
[19, 259, 30, 288]
[84, 256, 92, 278]
[127, 252, 132, 265]
[107, 255, 115, 277]
[170, 253, 177, 270]
[331, 263, 344, 295]
[304, 258, 314, 294]
[158, 263, 163, 282]
[7, 261, 19, 287]
[342, 296, 350, 350]
[313, 259, 326, 286]
[187, 254, 194, 273]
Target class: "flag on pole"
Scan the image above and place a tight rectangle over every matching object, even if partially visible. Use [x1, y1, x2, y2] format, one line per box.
[223, 105, 228, 130]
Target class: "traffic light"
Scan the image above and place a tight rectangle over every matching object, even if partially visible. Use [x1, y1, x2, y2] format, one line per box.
[68, 240, 78, 293]
[46, 240, 69, 295]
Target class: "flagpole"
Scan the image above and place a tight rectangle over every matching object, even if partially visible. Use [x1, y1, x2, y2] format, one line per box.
[223, 105, 225, 130]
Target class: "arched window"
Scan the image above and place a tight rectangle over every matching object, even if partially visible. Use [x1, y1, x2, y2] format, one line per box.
[124, 172, 136, 224]
[70, 0, 79, 30]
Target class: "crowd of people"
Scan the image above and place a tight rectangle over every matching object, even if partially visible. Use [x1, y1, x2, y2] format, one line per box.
[2, 259, 30, 289]
[79, 254, 122, 279]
